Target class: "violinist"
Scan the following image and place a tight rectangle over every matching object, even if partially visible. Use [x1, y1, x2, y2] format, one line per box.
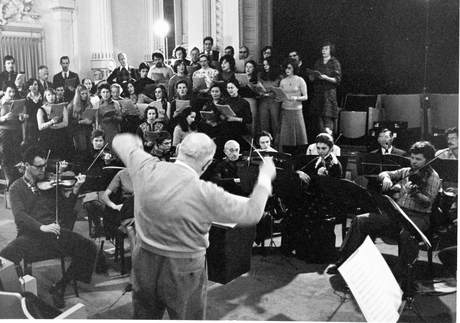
[330, 141, 441, 277]
[256, 131, 277, 153]
[150, 130, 172, 161]
[0, 146, 97, 308]
[209, 140, 244, 196]
[298, 133, 342, 185]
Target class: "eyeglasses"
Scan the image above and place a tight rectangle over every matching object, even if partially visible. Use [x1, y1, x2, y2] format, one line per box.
[31, 163, 47, 170]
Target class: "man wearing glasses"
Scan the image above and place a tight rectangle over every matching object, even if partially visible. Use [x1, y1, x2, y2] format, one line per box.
[0, 146, 97, 309]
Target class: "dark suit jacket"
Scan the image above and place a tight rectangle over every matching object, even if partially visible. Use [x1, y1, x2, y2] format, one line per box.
[370, 146, 406, 156]
[52, 71, 80, 89]
[107, 66, 138, 86]
[37, 79, 53, 94]
[0, 71, 17, 91]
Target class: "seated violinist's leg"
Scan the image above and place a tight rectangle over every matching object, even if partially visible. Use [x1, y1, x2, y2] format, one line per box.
[338, 211, 397, 265]
[56, 229, 98, 284]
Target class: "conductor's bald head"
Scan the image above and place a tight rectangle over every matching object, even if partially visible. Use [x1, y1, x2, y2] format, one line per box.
[177, 133, 216, 174]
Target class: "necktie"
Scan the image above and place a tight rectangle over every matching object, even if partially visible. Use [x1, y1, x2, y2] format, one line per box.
[384, 148, 389, 155]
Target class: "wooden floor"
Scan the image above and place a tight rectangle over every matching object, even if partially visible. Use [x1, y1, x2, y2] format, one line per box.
[0, 195, 456, 321]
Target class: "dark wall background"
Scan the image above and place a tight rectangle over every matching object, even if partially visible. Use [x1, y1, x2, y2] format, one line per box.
[273, 0, 458, 99]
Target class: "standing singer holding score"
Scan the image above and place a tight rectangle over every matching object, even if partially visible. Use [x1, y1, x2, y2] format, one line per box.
[112, 132, 276, 320]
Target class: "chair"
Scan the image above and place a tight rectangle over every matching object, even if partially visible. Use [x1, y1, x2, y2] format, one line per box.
[426, 190, 457, 275]
[0, 291, 86, 319]
[23, 254, 79, 298]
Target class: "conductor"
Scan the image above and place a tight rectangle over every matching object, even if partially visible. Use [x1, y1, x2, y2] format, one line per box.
[112, 132, 276, 320]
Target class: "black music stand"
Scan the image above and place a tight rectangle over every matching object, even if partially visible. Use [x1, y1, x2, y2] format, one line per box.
[316, 177, 380, 214]
[357, 153, 410, 176]
[377, 195, 431, 321]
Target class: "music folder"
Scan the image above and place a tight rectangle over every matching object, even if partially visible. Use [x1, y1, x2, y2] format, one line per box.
[192, 77, 207, 91]
[50, 103, 67, 120]
[11, 99, 26, 116]
[266, 86, 288, 101]
[64, 77, 78, 89]
[199, 110, 216, 121]
[215, 104, 236, 117]
[174, 99, 191, 115]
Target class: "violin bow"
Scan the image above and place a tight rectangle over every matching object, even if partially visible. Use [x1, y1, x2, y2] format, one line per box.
[86, 143, 109, 173]
[394, 147, 450, 184]
[55, 161, 60, 240]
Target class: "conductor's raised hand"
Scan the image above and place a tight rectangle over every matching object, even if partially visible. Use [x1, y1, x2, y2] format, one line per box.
[259, 157, 276, 181]
[40, 223, 61, 235]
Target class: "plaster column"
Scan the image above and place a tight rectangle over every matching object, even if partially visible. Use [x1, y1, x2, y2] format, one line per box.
[144, 0, 155, 60]
[48, 0, 77, 75]
[89, 0, 115, 77]
[152, 0, 165, 55]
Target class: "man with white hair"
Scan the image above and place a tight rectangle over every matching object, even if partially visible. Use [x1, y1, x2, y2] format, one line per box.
[112, 132, 276, 320]
[210, 140, 243, 195]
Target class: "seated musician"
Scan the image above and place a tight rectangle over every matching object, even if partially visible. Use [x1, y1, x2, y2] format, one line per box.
[300, 133, 343, 183]
[436, 127, 457, 160]
[331, 141, 441, 278]
[281, 133, 342, 261]
[306, 128, 341, 156]
[370, 128, 406, 156]
[256, 131, 277, 153]
[210, 140, 244, 195]
[101, 168, 135, 253]
[150, 130, 172, 161]
[79, 129, 120, 236]
[0, 146, 97, 308]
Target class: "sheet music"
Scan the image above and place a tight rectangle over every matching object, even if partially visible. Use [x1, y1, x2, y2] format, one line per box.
[339, 236, 403, 323]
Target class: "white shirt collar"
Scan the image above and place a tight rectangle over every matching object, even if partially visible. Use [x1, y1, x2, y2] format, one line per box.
[174, 160, 199, 178]
[381, 146, 393, 154]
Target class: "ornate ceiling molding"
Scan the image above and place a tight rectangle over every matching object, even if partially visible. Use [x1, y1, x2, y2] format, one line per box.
[0, 0, 40, 26]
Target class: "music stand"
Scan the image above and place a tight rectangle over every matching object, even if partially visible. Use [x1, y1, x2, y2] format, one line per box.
[316, 177, 381, 239]
[357, 153, 410, 176]
[376, 195, 431, 321]
[316, 177, 380, 215]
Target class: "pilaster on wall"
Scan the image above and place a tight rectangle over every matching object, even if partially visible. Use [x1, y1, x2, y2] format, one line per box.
[48, 0, 77, 74]
[89, 0, 114, 74]
[239, 0, 273, 62]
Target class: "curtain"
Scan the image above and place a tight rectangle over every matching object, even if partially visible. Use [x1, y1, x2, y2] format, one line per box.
[0, 32, 44, 81]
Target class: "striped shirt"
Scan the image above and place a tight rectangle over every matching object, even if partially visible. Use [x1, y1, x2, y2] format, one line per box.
[379, 167, 441, 214]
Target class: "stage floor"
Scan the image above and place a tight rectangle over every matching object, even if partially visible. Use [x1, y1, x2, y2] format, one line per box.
[0, 196, 456, 321]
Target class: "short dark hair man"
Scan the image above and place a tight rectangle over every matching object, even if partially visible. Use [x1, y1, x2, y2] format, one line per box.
[0, 146, 97, 308]
[436, 127, 458, 160]
[370, 128, 406, 156]
[331, 141, 441, 283]
[0, 55, 18, 96]
[52, 56, 80, 100]
[201, 36, 219, 69]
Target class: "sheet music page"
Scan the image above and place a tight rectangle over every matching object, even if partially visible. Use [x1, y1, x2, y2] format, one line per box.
[339, 236, 403, 323]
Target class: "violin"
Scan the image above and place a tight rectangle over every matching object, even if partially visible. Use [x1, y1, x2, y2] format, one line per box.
[37, 170, 77, 191]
